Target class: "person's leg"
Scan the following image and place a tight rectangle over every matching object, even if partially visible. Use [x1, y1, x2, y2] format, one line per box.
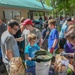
[4, 62, 10, 75]
[0, 48, 7, 73]
[26, 66, 36, 75]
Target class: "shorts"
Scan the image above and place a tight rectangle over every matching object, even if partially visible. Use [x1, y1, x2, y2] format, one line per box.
[0, 48, 2, 58]
[26, 66, 35, 75]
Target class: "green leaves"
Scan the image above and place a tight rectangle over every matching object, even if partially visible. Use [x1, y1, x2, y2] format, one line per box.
[45, 0, 75, 15]
[37, 0, 75, 16]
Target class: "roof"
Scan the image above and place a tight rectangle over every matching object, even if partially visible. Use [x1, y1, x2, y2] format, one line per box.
[0, 0, 53, 10]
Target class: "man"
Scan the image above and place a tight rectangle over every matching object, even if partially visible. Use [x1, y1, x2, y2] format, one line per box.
[1, 20, 20, 75]
[22, 19, 42, 47]
[59, 18, 72, 49]
[48, 19, 59, 54]
[0, 19, 7, 73]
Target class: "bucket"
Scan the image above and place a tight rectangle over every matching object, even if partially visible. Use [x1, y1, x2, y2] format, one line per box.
[36, 61, 51, 75]
[34, 50, 53, 75]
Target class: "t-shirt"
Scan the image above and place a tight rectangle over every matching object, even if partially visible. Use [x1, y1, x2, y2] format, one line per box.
[22, 29, 30, 48]
[48, 28, 59, 50]
[42, 28, 50, 39]
[0, 23, 7, 47]
[64, 42, 75, 53]
[59, 21, 68, 38]
[24, 44, 40, 67]
[1, 30, 20, 63]
[42, 28, 47, 39]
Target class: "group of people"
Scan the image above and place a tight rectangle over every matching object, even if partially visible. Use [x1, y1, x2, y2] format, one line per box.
[0, 18, 42, 75]
[0, 16, 75, 75]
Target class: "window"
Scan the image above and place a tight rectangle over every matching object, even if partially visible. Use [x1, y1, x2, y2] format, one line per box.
[3, 10, 21, 21]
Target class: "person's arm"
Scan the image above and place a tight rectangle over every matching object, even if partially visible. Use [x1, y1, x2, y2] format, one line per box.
[38, 30, 43, 47]
[5, 50, 13, 60]
[24, 46, 31, 60]
[5, 37, 14, 60]
[52, 30, 59, 48]
[50, 30, 59, 54]
[52, 39, 58, 48]
[15, 37, 24, 42]
[15, 33, 24, 41]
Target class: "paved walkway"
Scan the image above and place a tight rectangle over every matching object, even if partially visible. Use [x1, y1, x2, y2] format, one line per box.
[0, 64, 55, 75]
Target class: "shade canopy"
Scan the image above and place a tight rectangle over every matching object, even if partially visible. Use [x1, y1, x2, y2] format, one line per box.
[0, 0, 53, 10]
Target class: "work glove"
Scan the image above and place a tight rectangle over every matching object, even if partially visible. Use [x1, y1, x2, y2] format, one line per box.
[50, 47, 54, 54]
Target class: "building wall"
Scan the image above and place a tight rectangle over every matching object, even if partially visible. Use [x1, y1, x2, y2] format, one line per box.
[0, 6, 49, 22]
[0, 6, 29, 21]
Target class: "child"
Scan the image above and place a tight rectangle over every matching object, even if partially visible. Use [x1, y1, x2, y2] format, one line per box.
[24, 33, 40, 75]
[64, 27, 75, 53]
[48, 19, 59, 54]
[64, 27, 75, 75]
[22, 19, 42, 47]
[41, 22, 49, 50]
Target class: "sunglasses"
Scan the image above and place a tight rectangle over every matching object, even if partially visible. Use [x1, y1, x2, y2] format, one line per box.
[12, 28, 19, 31]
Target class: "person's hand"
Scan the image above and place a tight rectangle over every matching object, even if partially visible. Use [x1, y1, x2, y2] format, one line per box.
[50, 47, 54, 54]
[31, 58, 36, 61]
[20, 37, 24, 41]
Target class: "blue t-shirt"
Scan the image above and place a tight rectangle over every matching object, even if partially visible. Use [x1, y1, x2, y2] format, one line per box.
[48, 28, 59, 50]
[24, 44, 40, 67]
[59, 21, 68, 38]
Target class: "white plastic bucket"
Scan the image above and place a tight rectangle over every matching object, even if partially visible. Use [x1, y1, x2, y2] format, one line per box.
[36, 61, 51, 75]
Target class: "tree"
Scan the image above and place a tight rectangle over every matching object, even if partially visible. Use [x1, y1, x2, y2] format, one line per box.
[44, 0, 75, 17]
[38, 0, 75, 17]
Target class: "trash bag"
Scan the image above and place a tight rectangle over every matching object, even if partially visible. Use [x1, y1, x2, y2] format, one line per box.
[10, 57, 25, 75]
[32, 50, 53, 62]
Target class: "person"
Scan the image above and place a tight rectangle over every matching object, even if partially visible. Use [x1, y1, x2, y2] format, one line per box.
[0, 18, 7, 73]
[2, 18, 7, 25]
[64, 27, 75, 75]
[39, 16, 43, 29]
[48, 19, 59, 54]
[24, 33, 40, 75]
[20, 17, 25, 32]
[64, 27, 75, 53]
[60, 16, 64, 28]
[44, 16, 48, 21]
[59, 18, 72, 49]
[55, 16, 60, 27]
[22, 19, 42, 47]
[13, 17, 26, 60]
[1, 20, 20, 75]
[41, 22, 49, 50]
[49, 15, 52, 20]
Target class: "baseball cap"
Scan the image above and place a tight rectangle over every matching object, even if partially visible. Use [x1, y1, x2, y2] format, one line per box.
[22, 19, 33, 26]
